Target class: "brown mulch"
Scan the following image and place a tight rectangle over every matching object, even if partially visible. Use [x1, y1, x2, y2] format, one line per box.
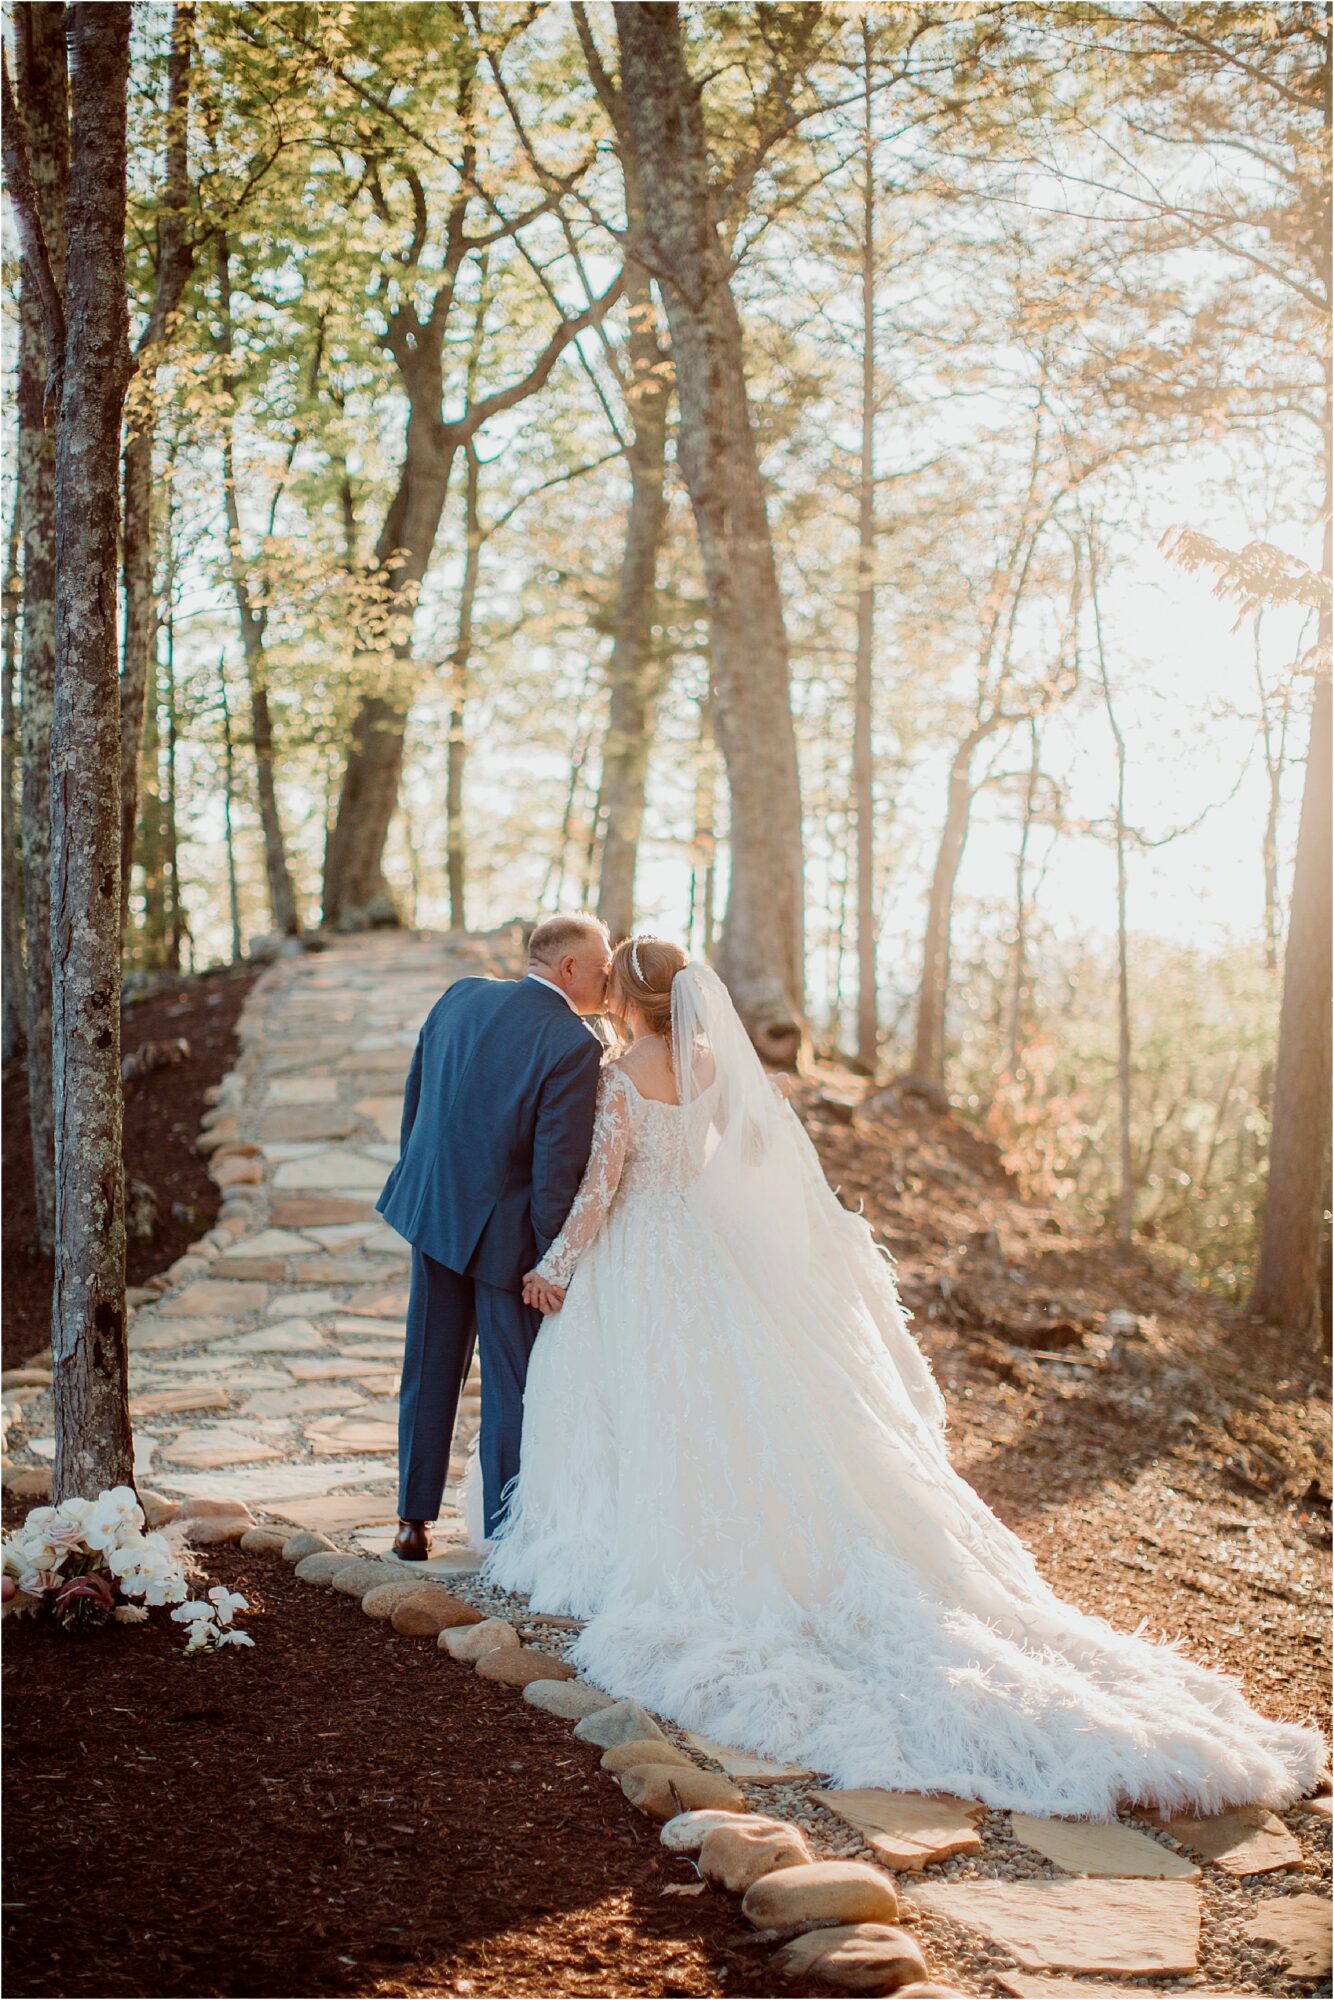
[1, 1534, 803, 2000]
[2, 961, 257, 1370]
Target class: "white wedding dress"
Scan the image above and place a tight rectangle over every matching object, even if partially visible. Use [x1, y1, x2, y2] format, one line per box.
[470, 965, 1325, 1820]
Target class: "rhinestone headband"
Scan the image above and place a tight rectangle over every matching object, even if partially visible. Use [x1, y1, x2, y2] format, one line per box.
[630, 934, 657, 981]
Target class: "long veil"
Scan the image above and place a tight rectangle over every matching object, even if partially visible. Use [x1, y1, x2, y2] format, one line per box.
[670, 962, 949, 1440]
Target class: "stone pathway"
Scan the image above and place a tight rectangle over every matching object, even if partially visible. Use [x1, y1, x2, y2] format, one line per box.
[48, 932, 515, 1553]
[3, 927, 1329, 1999]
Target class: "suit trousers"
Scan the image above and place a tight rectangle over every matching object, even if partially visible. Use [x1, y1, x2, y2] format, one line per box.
[397, 1246, 542, 1536]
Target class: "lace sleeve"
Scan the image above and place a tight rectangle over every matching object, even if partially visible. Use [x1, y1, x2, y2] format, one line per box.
[533, 1069, 633, 1288]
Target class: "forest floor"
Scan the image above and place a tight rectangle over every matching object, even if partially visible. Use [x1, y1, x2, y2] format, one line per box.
[2, 932, 1330, 1999]
[2, 959, 257, 1370]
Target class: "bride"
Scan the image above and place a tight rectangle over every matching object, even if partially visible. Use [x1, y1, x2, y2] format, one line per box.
[469, 935, 1325, 1820]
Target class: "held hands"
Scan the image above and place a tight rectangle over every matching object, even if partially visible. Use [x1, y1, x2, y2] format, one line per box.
[522, 1270, 566, 1315]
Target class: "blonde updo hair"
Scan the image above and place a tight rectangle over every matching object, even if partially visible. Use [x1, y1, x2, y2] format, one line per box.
[608, 935, 688, 1047]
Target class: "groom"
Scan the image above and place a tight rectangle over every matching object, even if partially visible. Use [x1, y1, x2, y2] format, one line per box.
[376, 914, 610, 1560]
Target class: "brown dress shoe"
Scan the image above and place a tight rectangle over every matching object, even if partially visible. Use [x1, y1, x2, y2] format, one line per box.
[393, 1519, 430, 1562]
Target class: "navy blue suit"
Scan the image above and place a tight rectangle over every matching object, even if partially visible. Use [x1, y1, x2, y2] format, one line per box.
[376, 976, 602, 1534]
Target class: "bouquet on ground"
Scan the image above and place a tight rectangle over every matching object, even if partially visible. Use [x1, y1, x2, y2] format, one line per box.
[1, 1487, 253, 1651]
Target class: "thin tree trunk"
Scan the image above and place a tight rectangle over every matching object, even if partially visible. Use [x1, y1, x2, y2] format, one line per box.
[135, 637, 168, 965]
[13, 1, 67, 1257]
[47, 2, 136, 1500]
[1090, 544, 1134, 1246]
[689, 688, 718, 958]
[614, 2, 805, 1060]
[1250, 472, 1333, 1334]
[852, 20, 878, 1073]
[2, 506, 27, 1061]
[215, 233, 300, 936]
[218, 658, 243, 965]
[913, 727, 988, 1085]
[446, 441, 483, 932]
[162, 489, 185, 972]
[594, 266, 670, 942]
[118, 2, 194, 936]
[1007, 718, 1041, 1074]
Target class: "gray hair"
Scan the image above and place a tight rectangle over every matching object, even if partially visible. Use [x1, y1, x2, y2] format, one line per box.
[527, 912, 609, 967]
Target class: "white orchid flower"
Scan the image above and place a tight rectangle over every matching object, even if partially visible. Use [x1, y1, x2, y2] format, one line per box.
[170, 1599, 215, 1624]
[55, 1497, 92, 1524]
[184, 1620, 216, 1653]
[206, 1586, 248, 1626]
[215, 1629, 254, 1647]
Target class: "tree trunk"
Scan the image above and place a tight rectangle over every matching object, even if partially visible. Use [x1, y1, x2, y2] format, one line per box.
[852, 21, 879, 1074]
[135, 636, 169, 965]
[1007, 718, 1041, 1074]
[595, 253, 671, 941]
[1091, 550, 1134, 1246]
[912, 730, 986, 1085]
[162, 491, 185, 972]
[1250, 522, 1333, 1335]
[215, 233, 300, 937]
[2, 506, 27, 1061]
[14, 0, 68, 1258]
[49, 1, 136, 1501]
[118, 1, 194, 937]
[688, 687, 718, 957]
[616, 3, 807, 1060]
[446, 441, 483, 932]
[218, 658, 244, 964]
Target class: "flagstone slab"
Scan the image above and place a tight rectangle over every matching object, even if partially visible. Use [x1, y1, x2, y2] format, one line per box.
[685, 1732, 812, 1783]
[906, 1880, 1201, 1974]
[328, 1317, 405, 1338]
[218, 1229, 317, 1259]
[1240, 1894, 1333, 1979]
[157, 1280, 269, 1320]
[266, 1291, 343, 1320]
[304, 1222, 375, 1247]
[264, 1491, 400, 1534]
[997, 1979, 1208, 1999]
[130, 1383, 234, 1418]
[258, 1107, 360, 1143]
[1164, 1805, 1303, 1876]
[310, 1418, 398, 1456]
[290, 1256, 397, 1285]
[270, 1196, 377, 1228]
[287, 1358, 395, 1381]
[265, 1078, 341, 1105]
[163, 1426, 289, 1468]
[158, 1463, 394, 1504]
[1009, 1815, 1199, 1881]
[816, 1789, 986, 1871]
[273, 1152, 387, 1191]
[128, 1318, 239, 1354]
[238, 1386, 365, 1418]
[213, 1319, 327, 1355]
[355, 1373, 401, 1396]
[354, 1096, 404, 1141]
[342, 1286, 410, 1317]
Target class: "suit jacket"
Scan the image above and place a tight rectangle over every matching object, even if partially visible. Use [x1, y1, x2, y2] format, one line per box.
[376, 975, 603, 1291]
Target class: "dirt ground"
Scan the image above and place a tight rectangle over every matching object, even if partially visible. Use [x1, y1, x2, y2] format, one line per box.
[2, 960, 257, 1370]
[1, 1529, 808, 2000]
